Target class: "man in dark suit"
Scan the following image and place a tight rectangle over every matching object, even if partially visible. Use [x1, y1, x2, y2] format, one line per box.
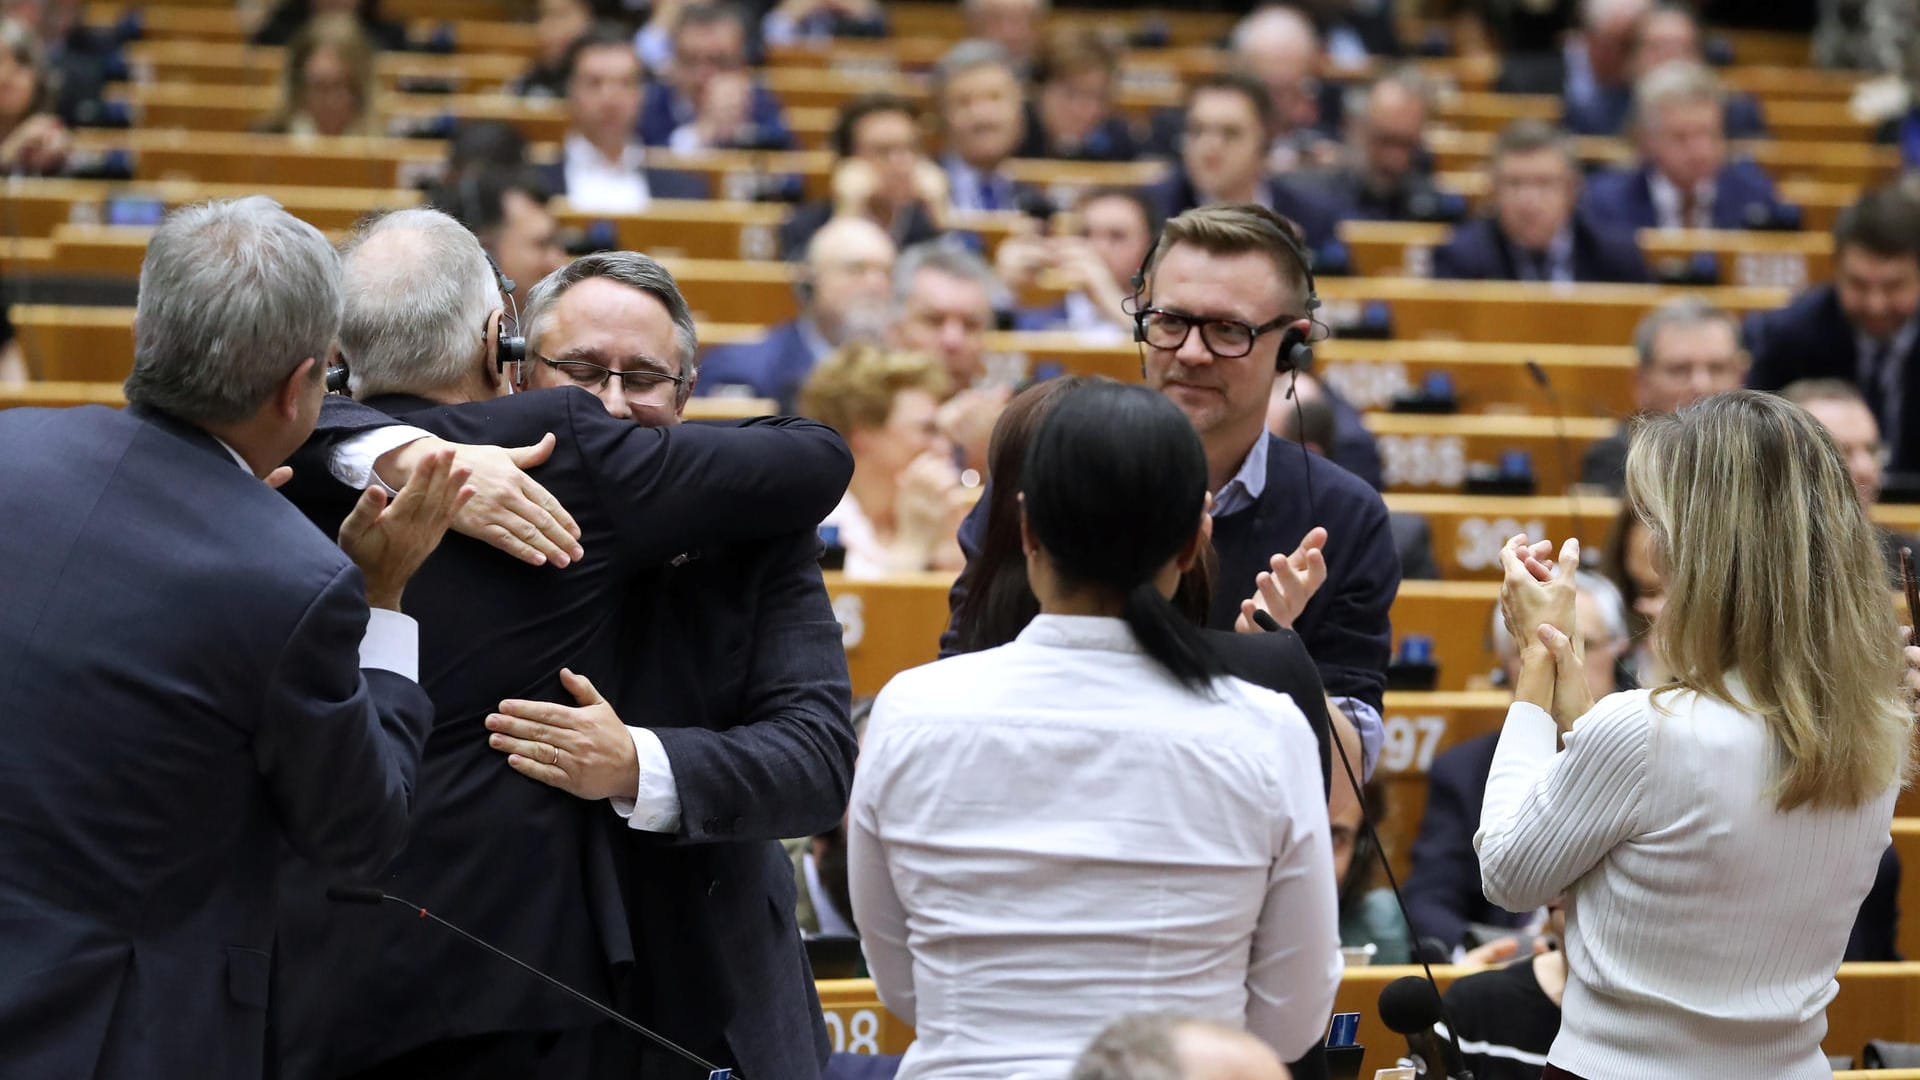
[701, 215, 898, 411]
[0, 197, 455, 1080]
[1565, 3, 1767, 138]
[1312, 72, 1464, 225]
[1579, 60, 1792, 232]
[1579, 296, 1748, 494]
[1747, 185, 1920, 473]
[637, 3, 795, 150]
[1145, 72, 1353, 255]
[541, 25, 708, 213]
[933, 39, 1030, 214]
[484, 251, 862, 1077]
[1782, 379, 1920, 585]
[273, 215, 853, 1079]
[1432, 119, 1650, 284]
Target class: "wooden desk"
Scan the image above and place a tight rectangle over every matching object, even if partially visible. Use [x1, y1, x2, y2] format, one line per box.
[1314, 278, 1789, 345]
[0, 176, 420, 238]
[1319, 339, 1636, 417]
[1427, 128, 1898, 188]
[1362, 412, 1620, 494]
[123, 39, 524, 91]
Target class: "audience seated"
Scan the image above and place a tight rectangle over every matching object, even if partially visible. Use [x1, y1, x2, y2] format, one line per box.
[1579, 61, 1793, 231]
[1402, 573, 1630, 959]
[1230, 5, 1342, 172]
[1017, 29, 1138, 162]
[1267, 370, 1386, 494]
[703, 216, 897, 410]
[259, 14, 379, 138]
[641, 3, 796, 151]
[442, 119, 533, 176]
[1431, 119, 1649, 283]
[509, 0, 592, 100]
[934, 40, 1031, 213]
[250, 0, 408, 51]
[761, 0, 888, 47]
[1334, 779, 1413, 964]
[1565, 3, 1768, 137]
[1540, 0, 1651, 108]
[801, 344, 967, 578]
[964, 0, 1048, 72]
[890, 241, 1003, 392]
[434, 167, 568, 315]
[7, 0, 114, 128]
[1000, 186, 1155, 340]
[1146, 72, 1351, 253]
[781, 93, 947, 260]
[541, 24, 708, 213]
[1441, 902, 1568, 1080]
[1315, 70, 1459, 224]
[1812, 0, 1912, 71]
[1071, 1014, 1293, 1080]
[1747, 184, 1920, 474]
[0, 15, 67, 176]
[1782, 379, 1920, 582]
[1580, 296, 1748, 494]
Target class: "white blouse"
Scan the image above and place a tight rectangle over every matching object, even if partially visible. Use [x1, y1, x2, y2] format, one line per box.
[848, 615, 1339, 1079]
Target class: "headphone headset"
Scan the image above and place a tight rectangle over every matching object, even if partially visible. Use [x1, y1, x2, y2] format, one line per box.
[483, 249, 527, 377]
[1127, 206, 1322, 375]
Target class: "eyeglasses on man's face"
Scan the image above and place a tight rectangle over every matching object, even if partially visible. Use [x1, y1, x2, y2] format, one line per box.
[539, 355, 686, 396]
[1134, 307, 1300, 359]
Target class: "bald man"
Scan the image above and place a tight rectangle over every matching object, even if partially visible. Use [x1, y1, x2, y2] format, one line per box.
[1231, 6, 1339, 172]
[1316, 73, 1460, 224]
[1072, 1014, 1293, 1080]
[699, 215, 898, 411]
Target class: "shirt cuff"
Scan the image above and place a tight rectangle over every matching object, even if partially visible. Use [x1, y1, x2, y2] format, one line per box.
[358, 608, 419, 682]
[1332, 696, 1385, 780]
[608, 726, 683, 833]
[329, 427, 432, 494]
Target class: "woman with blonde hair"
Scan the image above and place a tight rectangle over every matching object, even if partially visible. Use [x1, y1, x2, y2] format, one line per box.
[262, 13, 380, 137]
[1481, 389, 1911, 1080]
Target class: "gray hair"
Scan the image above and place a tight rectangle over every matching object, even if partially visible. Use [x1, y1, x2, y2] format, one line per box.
[1490, 569, 1631, 665]
[933, 39, 1018, 101]
[1069, 1013, 1187, 1080]
[339, 207, 500, 399]
[1631, 294, 1737, 369]
[124, 196, 342, 424]
[893, 239, 1004, 311]
[522, 250, 701, 379]
[1630, 58, 1723, 129]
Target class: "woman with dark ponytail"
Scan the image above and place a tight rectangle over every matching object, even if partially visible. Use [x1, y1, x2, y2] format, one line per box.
[847, 380, 1341, 1078]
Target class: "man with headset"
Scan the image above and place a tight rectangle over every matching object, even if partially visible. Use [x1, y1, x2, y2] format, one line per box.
[272, 209, 854, 1078]
[945, 203, 1398, 774]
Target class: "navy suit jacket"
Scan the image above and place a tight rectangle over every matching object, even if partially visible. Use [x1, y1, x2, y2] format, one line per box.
[0, 404, 433, 1080]
[536, 158, 711, 203]
[1746, 283, 1920, 472]
[699, 319, 821, 414]
[1565, 84, 1769, 138]
[611, 530, 856, 1078]
[639, 80, 795, 149]
[1430, 214, 1651, 283]
[274, 390, 851, 1074]
[1146, 169, 1353, 254]
[1579, 159, 1791, 232]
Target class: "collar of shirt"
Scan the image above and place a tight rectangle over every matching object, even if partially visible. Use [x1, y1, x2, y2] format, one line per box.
[1858, 315, 1920, 376]
[565, 132, 647, 175]
[1014, 613, 1146, 655]
[210, 435, 252, 474]
[1061, 291, 1126, 341]
[1648, 171, 1715, 229]
[1211, 433, 1270, 518]
[797, 317, 834, 362]
[943, 154, 1008, 211]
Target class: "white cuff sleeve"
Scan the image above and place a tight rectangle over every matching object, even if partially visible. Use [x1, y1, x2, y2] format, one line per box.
[608, 726, 683, 833]
[330, 427, 432, 493]
[358, 608, 419, 681]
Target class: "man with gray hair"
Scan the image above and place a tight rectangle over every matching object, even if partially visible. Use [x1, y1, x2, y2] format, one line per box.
[890, 239, 1010, 473]
[1579, 295, 1747, 493]
[935, 40, 1028, 213]
[275, 208, 854, 1078]
[0, 196, 466, 1079]
[482, 249, 860, 1079]
[1072, 1014, 1293, 1080]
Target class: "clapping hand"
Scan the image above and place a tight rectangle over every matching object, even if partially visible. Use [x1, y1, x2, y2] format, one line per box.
[1499, 534, 1590, 729]
[1236, 526, 1329, 632]
[338, 448, 474, 610]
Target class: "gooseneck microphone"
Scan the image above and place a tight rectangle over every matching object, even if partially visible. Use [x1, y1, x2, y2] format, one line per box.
[325, 886, 739, 1080]
[1379, 975, 1472, 1079]
[1250, 610, 1473, 1079]
[1525, 359, 1590, 554]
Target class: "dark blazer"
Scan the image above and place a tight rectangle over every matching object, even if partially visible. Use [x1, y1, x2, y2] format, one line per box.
[1579, 426, 1631, 495]
[0, 404, 433, 1080]
[1390, 511, 1441, 580]
[1146, 169, 1353, 253]
[1309, 165, 1464, 225]
[1579, 159, 1792, 231]
[699, 319, 823, 413]
[1430, 214, 1651, 284]
[536, 157, 711, 203]
[639, 80, 796, 149]
[612, 530, 857, 1079]
[273, 390, 852, 1075]
[1746, 283, 1920, 472]
[1564, 84, 1769, 138]
[777, 199, 943, 261]
[1015, 104, 1141, 162]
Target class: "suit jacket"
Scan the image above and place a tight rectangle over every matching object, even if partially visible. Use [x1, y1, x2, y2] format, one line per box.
[1390, 511, 1441, 580]
[1146, 169, 1352, 253]
[1579, 159, 1792, 231]
[1746, 283, 1920, 472]
[274, 389, 852, 1075]
[1580, 426, 1632, 495]
[1015, 105, 1141, 162]
[612, 530, 857, 1079]
[0, 404, 433, 1080]
[639, 80, 796, 149]
[1430, 214, 1651, 284]
[698, 319, 824, 414]
[1564, 84, 1769, 138]
[1308, 165, 1465, 225]
[535, 158, 711, 203]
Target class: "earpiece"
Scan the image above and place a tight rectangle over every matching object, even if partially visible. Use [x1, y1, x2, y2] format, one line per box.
[483, 250, 526, 375]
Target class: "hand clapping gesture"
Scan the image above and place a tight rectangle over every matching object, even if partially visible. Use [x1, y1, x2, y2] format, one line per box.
[1236, 526, 1329, 632]
[1498, 533, 1593, 731]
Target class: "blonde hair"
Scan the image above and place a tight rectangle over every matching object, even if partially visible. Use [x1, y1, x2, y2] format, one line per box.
[1625, 389, 1912, 811]
[268, 14, 379, 136]
[799, 344, 951, 437]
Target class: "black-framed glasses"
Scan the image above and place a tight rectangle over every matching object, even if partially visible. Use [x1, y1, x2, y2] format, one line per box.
[1134, 307, 1300, 359]
[539, 356, 687, 395]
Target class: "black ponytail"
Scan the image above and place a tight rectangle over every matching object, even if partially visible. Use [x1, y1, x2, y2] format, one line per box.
[1121, 580, 1228, 695]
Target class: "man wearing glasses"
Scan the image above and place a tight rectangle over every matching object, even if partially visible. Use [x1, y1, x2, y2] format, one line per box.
[275, 215, 855, 1078]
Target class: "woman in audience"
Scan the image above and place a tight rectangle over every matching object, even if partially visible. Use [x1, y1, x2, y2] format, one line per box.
[1016, 29, 1138, 162]
[1598, 504, 1666, 685]
[1484, 390, 1912, 1080]
[261, 14, 380, 137]
[0, 16, 68, 176]
[800, 344, 970, 578]
[849, 380, 1340, 1077]
[250, 0, 407, 51]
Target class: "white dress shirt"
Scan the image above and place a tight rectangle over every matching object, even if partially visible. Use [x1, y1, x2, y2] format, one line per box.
[563, 133, 654, 214]
[1648, 171, 1716, 230]
[819, 492, 892, 579]
[1476, 682, 1898, 1080]
[848, 615, 1340, 1078]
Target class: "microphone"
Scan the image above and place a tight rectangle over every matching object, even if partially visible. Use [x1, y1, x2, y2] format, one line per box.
[1525, 359, 1590, 557]
[1380, 975, 1472, 1079]
[327, 887, 739, 1080]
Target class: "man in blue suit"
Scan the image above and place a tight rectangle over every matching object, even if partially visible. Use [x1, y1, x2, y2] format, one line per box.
[0, 197, 460, 1080]
[701, 215, 898, 411]
[1565, 3, 1767, 138]
[1579, 60, 1793, 232]
[488, 251, 861, 1078]
[637, 3, 794, 150]
[541, 25, 708, 213]
[1432, 119, 1650, 283]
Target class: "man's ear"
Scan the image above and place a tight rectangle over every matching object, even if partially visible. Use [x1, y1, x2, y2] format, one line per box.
[278, 357, 319, 419]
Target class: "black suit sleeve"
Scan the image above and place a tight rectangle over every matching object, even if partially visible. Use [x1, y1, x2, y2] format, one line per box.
[255, 563, 434, 881]
[1845, 843, 1903, 961]
[1402, 753, 1482, 952]
[652, 533, 858, 843]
